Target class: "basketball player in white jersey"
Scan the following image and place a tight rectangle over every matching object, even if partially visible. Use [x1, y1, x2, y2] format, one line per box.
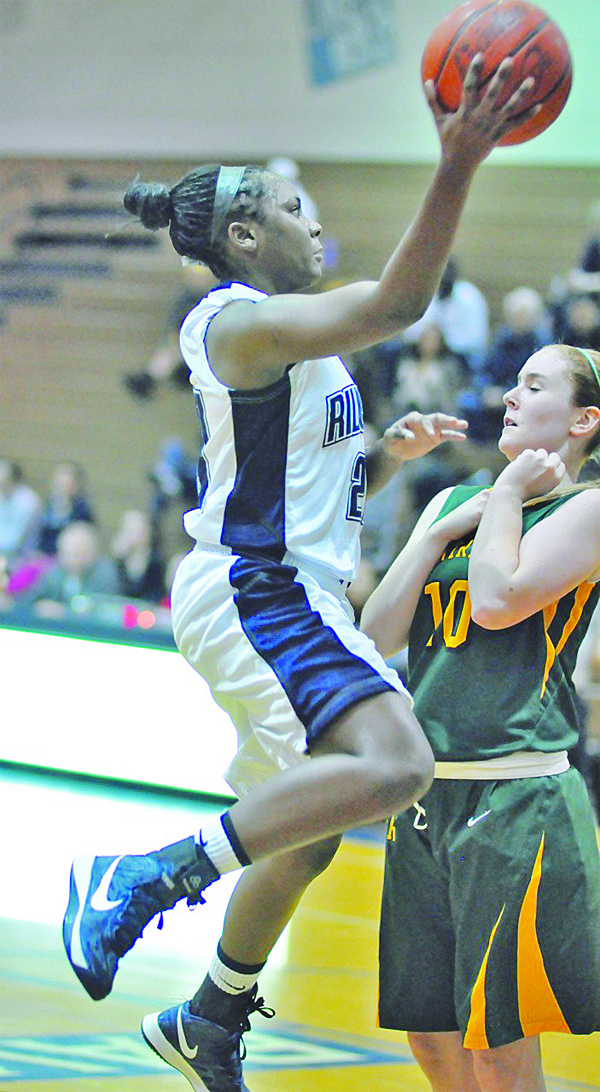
[63, 56, 539, 1090]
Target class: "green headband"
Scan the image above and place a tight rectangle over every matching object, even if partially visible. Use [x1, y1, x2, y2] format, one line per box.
[576, 346, 600, 393]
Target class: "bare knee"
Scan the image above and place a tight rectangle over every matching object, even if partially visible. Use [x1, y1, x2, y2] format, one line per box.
[407, 1031, 477, 1092]
[407, 1031, 442, 1063]
[377, 737, 434, 810]
[314, 691, 434, 812]
[360, 710, 434, 812]
[288, 835, 342, 882]
[471, 1036, 544, 1092]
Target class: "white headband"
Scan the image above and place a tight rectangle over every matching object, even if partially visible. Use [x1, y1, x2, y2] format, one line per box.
[210, 165, 247, 245]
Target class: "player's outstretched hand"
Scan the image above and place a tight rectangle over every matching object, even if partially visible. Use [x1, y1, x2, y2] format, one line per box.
[382, 411, 468, 462]
[493, 447, 566, 501]
[424, 54, 541, 166]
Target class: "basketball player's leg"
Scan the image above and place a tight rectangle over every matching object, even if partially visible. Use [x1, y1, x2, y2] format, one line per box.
[471, 1035, 545, 1092]
[407, 1031, 480, 1092]
[187, 837, 341, 1028]
[217, 836, 341, 963]
[226, 687, 434, 861]
[63, 575, 433, 1004]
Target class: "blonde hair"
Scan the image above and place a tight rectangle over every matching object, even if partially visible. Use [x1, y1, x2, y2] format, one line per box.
[551, 345, 600, 489]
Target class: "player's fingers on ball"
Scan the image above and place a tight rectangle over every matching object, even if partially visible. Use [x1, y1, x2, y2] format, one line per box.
[463, 53, 484, 101]
[464, 52, 484, 82]
[502, 77, 535, 116]
[483, 58, 515, 107]
[424, 80, 442, 112]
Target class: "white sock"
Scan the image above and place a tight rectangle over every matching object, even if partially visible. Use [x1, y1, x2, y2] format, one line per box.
[208, 943, 265, 995]
[195, 815, 245, 875]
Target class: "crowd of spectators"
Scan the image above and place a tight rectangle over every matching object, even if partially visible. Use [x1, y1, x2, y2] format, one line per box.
[0, 456, 176, 635]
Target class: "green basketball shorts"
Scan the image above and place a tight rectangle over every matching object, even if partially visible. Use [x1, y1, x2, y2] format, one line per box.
[378, 767, 600, 1049]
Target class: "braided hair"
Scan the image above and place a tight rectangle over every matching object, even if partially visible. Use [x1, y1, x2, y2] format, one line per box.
[123, 165, 271, 280]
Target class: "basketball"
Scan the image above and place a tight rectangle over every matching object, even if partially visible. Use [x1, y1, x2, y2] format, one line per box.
[421, 0, 572, 145]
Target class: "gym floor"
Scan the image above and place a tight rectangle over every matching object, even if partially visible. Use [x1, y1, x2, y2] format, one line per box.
[1, 765, 598, 1091]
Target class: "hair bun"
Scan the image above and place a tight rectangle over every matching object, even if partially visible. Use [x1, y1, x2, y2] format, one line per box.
[123, 181, 172, 230]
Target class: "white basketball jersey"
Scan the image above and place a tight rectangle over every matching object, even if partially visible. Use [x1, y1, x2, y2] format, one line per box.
[179, 282, 365, 584]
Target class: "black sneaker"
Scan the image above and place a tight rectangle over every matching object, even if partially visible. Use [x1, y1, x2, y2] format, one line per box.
[63, 836, 219, 1000]
[141, 984, 275, 1091]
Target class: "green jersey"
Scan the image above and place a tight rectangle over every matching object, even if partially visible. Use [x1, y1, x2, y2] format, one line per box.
[408, 486, 600, 761]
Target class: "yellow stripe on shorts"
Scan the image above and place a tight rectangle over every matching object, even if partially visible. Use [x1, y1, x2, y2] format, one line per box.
[517, 832, 570, 1036]
[464, 904, 505, 1049]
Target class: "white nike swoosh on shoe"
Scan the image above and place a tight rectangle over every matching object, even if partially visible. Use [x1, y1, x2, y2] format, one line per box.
[467, 809, 491, 827]
[69, 856, 94, 969]
[177, 1005, 199, 1059]
[90, 856, 126, 912]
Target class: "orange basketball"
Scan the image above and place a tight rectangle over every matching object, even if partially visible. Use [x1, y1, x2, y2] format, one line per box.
[421, 0, 572, 145]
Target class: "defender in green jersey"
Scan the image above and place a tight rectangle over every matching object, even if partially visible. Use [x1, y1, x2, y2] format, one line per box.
[362, 344, 600, 1092]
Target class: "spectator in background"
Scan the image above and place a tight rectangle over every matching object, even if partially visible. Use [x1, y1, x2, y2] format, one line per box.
[148, 437, 197, 520]
[401, 256, 489, 373]
[38, 461, 95, 555]
[574, 197, 600, 281]
[481, 286, 550, 391]
[111, 508, 165, 603]
[17, 521, 118, 619]
[462, 286, 551, 442]
[552, 292, 600, 353]
[123, 262, 216, 400]
[0, 458, 42, 565]
[548, 199, 600, 350]
[392, 323, 466, 417]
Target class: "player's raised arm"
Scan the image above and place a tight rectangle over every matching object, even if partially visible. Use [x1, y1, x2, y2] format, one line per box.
[124, 56, 537, 390]
[208, 57, 537, 386]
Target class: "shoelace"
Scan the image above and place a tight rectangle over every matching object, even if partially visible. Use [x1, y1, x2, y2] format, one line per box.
[235, 987, 276, 1061]
[112, 888, 166, 957]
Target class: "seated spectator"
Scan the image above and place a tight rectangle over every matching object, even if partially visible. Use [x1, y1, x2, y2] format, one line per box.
[148, 438, 197, 519]
[400, 256, 489, 373]
[391, 323, 465, 417]
[552, 291, 600, 352]
[456, 286, 550, 443]
[548, 199, 600, 345]
[0, 459, 42, 565]
[111, 509, 165, 603]
[566, 197, 600, 298]
[123, 263, 215, 399]
[37, 461, 95, 555]
[17, 522, 118, 618]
